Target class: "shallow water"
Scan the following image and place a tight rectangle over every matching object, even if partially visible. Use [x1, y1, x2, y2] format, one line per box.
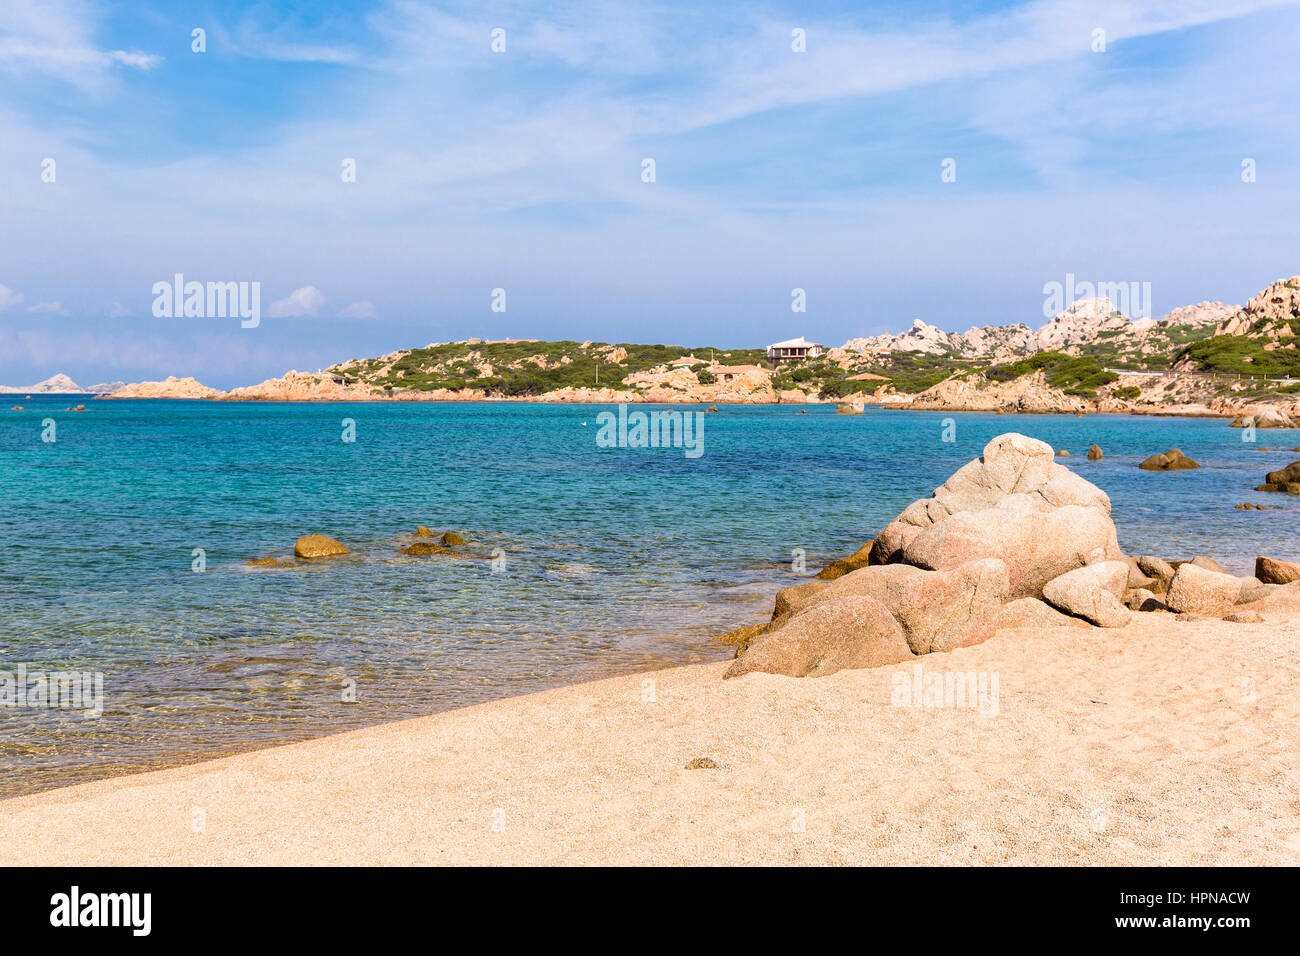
[1, 397, 1297, 794]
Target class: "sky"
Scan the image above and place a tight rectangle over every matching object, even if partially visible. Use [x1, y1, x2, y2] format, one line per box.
[1, 0, 1298, 388]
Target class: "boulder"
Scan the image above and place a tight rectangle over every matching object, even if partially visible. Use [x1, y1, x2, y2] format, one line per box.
[1138, 448, 1200, 471]
[1123, 556, 1156, 589]
[1135, 555, 1175, 592]
[1165, 563, 1245, 616]
[1087, 444, 1103, 461]
[1056, 449, 1070, 457]
[772, 579, 831, 620]
[715, 622, 770, 653]
[724, 596, 915, 679]
[415, 526, 435, 537]
[1256, 556, 1300, 585]
[901, 496, 1120, 598]
[815, 542, 874, 580]
[294, 534, 348, 558]
[1257, 460, 1300, 494]
[1230, 407, 1294, 429]
[440, 531, 467, 546]
[1236, 580, 1276, 604]
[995, 597, 1091, 629]
[871, 434, 1120, 597]
[1189, 555, 1226, 574]
[1041, 561, 1132, 627]
[775, 559, 1011, 655]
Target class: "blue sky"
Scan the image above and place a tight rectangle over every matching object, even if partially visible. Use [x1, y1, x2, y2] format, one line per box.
[1, 0, 1298, 388]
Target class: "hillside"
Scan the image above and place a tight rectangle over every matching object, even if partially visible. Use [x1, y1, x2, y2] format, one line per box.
[85, 274, 1300, 417]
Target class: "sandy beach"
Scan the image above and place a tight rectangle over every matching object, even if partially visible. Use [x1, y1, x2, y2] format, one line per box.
[3, 597, 1297, 866]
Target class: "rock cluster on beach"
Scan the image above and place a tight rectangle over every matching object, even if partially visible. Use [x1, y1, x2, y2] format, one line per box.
[725, 432, 1299, 679]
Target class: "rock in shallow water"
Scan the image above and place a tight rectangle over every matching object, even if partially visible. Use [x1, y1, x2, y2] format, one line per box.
[1138, 448, 1200, 471]
[294, 534, 348, 558]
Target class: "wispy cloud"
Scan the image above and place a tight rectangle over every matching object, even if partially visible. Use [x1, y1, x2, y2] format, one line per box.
[0, 0, 160, 91]
[338, 300, 377, 319]
[0, 284, 23, 311]
[267, 286, 326, 318]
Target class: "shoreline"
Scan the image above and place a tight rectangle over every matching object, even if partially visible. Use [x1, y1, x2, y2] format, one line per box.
[2, 598, 1297, 865]
[41, 393, 1254, 421]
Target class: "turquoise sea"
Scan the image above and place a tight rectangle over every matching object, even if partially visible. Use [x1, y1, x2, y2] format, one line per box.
[2, 397, 1298, 795]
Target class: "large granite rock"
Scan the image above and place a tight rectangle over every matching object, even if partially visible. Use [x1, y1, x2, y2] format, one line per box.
[729, 558, 1010, 676]
[724, 596, 915, 678]
[871, 433, 1121, 598]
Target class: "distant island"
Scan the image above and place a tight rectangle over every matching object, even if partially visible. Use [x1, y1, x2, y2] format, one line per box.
[12, 275, 1299, 426]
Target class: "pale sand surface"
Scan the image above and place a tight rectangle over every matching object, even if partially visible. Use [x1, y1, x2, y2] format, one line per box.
[2, 608, 1298, 865]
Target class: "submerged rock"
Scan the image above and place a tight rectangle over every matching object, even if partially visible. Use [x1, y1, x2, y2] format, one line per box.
[402, 541, 452, 556]
[246, 556, 296, 568]
[1138, 448, 1200, 471]
[815, 542, 874, 580]
[294, 534, 348, 558]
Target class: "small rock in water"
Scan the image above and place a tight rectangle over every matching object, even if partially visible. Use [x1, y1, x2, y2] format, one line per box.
[440, 531, 467, 546]
[294, 534, 349, 558]
[403, 541, 452, 556]
[1056, 449, 1070, 457]
[1138, 448, 1200, 471]
[685, 757, 719, 770]
[414, 526, 435, 537]
[1087, 444, 1103, 460]
[246, 556, 295, 568]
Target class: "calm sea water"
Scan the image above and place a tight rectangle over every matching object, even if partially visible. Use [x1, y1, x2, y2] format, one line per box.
[2, 397, 1298, 794]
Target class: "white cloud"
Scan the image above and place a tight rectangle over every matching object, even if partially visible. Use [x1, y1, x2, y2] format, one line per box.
[337, 300, 377, 319]
[27, 300, 68, 315]
[0, 0, 161, 91]
[108, 302, 131, 318]
[0, 284, 23, 311]
[266, 286, 326, 317]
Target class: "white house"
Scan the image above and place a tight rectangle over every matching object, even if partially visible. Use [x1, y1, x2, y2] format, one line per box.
[766, 336, 825, 364]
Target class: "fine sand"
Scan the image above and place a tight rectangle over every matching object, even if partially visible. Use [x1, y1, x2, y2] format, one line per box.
[2, 605, 1298, 865]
